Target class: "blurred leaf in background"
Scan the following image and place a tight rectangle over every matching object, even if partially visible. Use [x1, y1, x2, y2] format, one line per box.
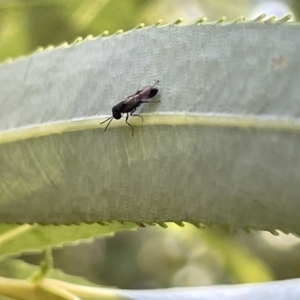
[0, 0, 297, 62]
[20, 224, 300, 289]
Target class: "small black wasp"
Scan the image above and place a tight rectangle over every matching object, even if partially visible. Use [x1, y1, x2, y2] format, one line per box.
[101, 80, 159, 136]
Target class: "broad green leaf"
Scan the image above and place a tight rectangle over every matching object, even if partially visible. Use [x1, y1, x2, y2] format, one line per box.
[0, 20, 300, 237]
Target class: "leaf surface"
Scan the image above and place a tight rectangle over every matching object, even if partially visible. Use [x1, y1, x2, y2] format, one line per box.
[0, 21, 300, 235]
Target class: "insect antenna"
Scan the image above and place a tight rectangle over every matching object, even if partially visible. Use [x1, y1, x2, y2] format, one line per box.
[100, 116, 114, 132]
[152, 79, 159, 87]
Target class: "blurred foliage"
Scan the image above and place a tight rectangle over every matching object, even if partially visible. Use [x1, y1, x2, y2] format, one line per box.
[0, 0, 297, 63]
[290, 0, 300, 20]
[0, 223, 135, 258]
[20, 224, 300, 289]
[0, 258, 98, 286]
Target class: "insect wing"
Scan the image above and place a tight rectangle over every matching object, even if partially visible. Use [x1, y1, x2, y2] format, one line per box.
[136, 85, 158, 100]
[122, 94, 141, 113]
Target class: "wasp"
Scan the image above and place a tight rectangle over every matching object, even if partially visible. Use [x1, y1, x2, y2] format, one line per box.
[101, 80, 159, 136]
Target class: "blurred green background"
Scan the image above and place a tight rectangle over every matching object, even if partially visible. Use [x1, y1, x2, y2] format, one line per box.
[22, 224, 300, 288]
[0, 0, 299, 63]
[1, 0, 300, 290]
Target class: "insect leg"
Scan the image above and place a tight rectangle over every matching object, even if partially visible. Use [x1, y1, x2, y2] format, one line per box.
[125, 113, 134, 136]
[101, 117, 113, 132]
[140, 99, 160, 103]
[130, 108, 144, 121]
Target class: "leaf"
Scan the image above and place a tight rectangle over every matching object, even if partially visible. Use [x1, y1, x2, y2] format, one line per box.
[0, 21, 300, 236]
[0, 258, 98, 286]
[0, 223, 135, 258]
